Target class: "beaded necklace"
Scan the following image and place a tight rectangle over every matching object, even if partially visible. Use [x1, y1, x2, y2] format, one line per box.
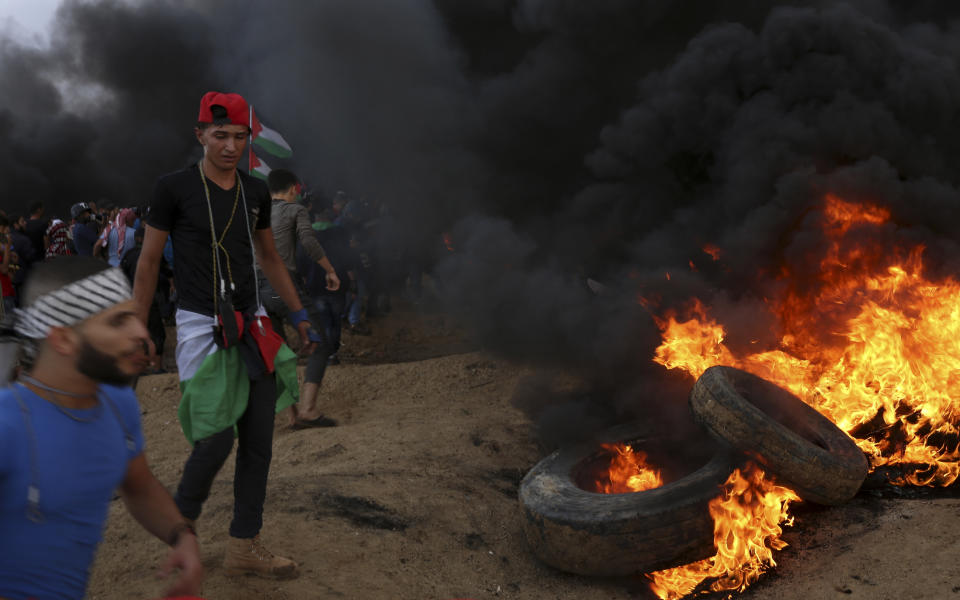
[197, 161, 261, 314]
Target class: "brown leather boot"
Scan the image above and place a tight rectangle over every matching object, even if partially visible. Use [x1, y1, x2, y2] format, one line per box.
[223, 535, 298, 579]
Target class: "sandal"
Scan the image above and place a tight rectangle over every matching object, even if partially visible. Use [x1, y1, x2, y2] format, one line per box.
[291, 415, 338, 429]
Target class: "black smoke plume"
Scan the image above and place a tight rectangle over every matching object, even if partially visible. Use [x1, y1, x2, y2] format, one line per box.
[3, 1, 960, 446]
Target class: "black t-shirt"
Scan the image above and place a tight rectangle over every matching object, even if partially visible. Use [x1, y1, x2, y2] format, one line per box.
[24, 218, 47, 259]
[318, 226, 357, 283]
[147, 165, 271, 316]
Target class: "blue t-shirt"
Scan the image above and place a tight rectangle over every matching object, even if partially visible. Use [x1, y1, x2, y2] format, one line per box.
[71, 222, 99, 257]
[0, 383, 145, 600]
[106, 226, 137, 267]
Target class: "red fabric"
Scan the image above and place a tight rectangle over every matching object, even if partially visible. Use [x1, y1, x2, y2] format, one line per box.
[251, 108, 262, 139]
[115, 208, 134, 252]
[197, 91, 248, 127]
[216, 310, 245, 347]
[0, 273, 11, 298]
[214, 311, 282, 373]
[44, 221, 72, 258]
[97, 208, 135, 257]
[248, 315, 283, 373]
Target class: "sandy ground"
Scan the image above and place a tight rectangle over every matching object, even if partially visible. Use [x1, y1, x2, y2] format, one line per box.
[85, 303, 960, 600]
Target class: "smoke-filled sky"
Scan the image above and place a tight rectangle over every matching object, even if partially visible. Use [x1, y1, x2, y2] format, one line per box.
[2, 0, 59, 38]
[4, 0, 960, 442]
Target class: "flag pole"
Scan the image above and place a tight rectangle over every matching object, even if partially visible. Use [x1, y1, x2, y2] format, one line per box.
[248, 104, 253, 175]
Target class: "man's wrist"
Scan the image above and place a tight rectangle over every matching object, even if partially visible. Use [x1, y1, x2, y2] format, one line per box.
[167, 521, 197, 547]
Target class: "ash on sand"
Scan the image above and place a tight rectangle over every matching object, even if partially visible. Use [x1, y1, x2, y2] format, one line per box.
[87, 302, 959, 599]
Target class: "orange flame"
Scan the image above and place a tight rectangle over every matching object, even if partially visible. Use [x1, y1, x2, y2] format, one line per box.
[822, 193, 889, 234]
[442, 232, 454, 252]
[653, 300, 735, 379]
[632, 194, 960, 598]
[653, 194, 960, 487]
[647, 463, 799, 599]
[703, 244, 722, 261]
[594, 443, 664, 494]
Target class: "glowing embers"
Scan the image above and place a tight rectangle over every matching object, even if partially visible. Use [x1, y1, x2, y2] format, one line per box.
[647, 463, 799, 600]
[592, 443, 664, 494]
[652, 194, 960, 487]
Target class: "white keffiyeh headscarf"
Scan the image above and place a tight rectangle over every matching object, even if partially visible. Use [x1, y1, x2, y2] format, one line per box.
[14, 267, 132, 339]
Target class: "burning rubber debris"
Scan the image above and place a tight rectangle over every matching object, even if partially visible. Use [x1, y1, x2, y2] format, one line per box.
[588, 447, 800, 599]
[594, 443, 663, 494]
[524, 195, 960, 597]
[637, 195, 958, 597]
[655, 195, 960, 486]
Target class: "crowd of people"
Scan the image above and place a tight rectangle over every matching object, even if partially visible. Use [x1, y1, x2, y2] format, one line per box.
[0, 201, 144, 313]
[0, 185, 418, 366]
[0, 90, 442, 600]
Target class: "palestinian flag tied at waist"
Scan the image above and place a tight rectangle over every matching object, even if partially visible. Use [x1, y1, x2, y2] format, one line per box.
[250, 151, 271, 181]
[175, 309, 299, 444]
[251, 108, 293, 158]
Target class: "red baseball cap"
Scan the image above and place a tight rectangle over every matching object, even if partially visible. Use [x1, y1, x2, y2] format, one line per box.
[197, 91, 249, 127]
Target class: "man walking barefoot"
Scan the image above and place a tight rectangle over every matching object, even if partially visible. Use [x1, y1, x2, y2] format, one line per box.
[261, 168, 340, 428]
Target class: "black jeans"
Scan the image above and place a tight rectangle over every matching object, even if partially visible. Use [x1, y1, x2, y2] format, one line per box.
[174, 373, 277, 538]
[316, 292, 346, 355]
[260, 274, 331, 384]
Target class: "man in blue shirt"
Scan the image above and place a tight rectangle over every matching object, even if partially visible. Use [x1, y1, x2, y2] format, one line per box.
[0, 256, 202, 599]
[70, 202, 99, 257]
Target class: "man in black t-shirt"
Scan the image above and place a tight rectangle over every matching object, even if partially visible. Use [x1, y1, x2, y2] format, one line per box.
[23, 201, 47, 260]
[133, 91, 313, 580]
[10, 215, 36, 304]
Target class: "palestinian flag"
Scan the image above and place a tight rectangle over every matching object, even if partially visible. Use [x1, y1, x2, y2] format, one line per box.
[175, 310, 299, 445]
[250, 151, 271, 181]
[251, 108, 293, 158]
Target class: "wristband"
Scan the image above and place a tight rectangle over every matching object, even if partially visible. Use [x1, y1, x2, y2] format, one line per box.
[167, 521, 196, 547]
[288, 308, 309, 325]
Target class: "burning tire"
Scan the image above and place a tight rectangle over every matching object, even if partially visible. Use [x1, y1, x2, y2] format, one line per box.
[519, 422, 739, 576]
[690, 366, 868, 505]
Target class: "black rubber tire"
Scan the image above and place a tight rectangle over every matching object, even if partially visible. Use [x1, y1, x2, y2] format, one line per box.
[689, 366, 868, 506]
[519, 422, 739, 577]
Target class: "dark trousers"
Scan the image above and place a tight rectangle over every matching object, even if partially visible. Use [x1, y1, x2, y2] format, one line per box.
[260, 275, 331, 385]
[174, 374, 278, 538]
[315, 292, 346, 355]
